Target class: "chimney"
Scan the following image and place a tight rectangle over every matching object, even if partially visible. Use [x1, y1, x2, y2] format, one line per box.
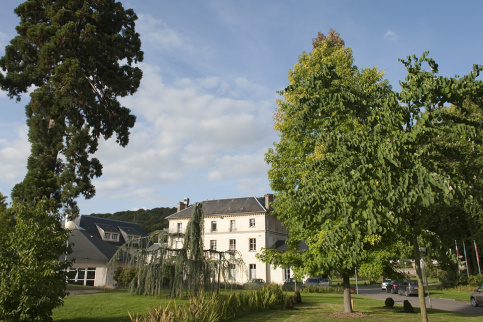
[265, 194, 274, 210]
[177, 198, 190, 212]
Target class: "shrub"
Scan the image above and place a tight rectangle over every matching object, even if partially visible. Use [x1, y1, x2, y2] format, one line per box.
[293, 290, 302, 304]
[0, 200, 71, 321]
[468, 274, 483, 287]
[403, 300, 414, 313]
[385, 297, 395, 308]
[302, 285, 343, 293]
[284, 296, 294, 309]
[114, 267, 138, 288]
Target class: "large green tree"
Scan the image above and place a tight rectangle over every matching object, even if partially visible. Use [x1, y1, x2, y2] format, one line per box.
[265, 30, 394, 312]
[0, 0, 143, 215]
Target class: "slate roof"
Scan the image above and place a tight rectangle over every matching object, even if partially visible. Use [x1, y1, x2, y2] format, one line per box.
[166, 196, 268, 220]
[77, 215, 148, 247]
[65, 229, 119, 262]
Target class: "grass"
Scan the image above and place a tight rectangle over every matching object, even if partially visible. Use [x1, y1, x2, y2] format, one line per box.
[427, 284, 475, 302]
[53, 290, 187, 322]
[234, 293, 482, 322]
[53, 288, 480, 322]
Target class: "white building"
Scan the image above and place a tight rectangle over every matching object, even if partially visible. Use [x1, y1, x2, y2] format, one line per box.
[166, 194, 293, 285]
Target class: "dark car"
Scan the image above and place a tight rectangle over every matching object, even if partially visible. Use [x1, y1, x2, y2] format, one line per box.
[398, 280, 419, 296]
[283, 278, 303, 291]
[470, 284, 483, 307]
[386, 280, 401, 294]
[244, 278, 266, 289]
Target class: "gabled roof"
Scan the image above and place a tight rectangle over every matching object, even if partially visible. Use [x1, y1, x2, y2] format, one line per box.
[76, 215, 148, 246]
[166, 196, 267, 220]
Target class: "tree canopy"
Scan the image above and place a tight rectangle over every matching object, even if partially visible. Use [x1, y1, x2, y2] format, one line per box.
[264, 29, 483, 318]
[0, 0, 143, 215]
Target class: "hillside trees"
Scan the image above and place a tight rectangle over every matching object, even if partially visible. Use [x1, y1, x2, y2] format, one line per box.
[0, 0, 143, 216]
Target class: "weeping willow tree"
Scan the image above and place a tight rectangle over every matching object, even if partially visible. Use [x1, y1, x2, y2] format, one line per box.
[109, 202, 245, 297]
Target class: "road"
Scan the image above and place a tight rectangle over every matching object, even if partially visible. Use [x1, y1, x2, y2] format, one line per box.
[355, 286, 483, 316]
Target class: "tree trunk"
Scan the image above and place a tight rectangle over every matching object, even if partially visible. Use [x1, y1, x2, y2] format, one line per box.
[342, 271, 353, 313]
[413, 239, 428, 322]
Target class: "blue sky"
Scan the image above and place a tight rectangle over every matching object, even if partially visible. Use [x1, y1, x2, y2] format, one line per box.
[0, 0, 482, 214]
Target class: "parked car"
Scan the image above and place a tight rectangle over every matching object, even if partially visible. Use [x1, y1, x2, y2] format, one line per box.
[387, 280, 401, 294]
[283, 278, 303, 291]
[398, 280, 419, 296]
[381, 278, 392, 291]
[303, 277, 332, 287]
[319, 277, 332, 286]
[244, 278, 266, 289]
[303, 277, 321, 287]
[470, 284, 483, 307]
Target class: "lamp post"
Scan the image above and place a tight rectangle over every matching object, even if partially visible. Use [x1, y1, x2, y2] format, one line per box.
[419, 247, 432, 308]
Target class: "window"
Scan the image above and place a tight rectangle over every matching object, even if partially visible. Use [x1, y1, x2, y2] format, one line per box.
[211, 221, 217, 232]
[104, 232, 111, 240]
[249, 218, 255, 227]
[230, 220, 236, 232]
[66, 267, 96, 286]
[128, 235, 134, 241]
[249, 238, 256, 251]
[229, 239, 236, 251]
[283, 267, 291, 280]
[111, 233, 118, 240]
[210, 240, 217, 250]
[176, 241, 183, 249]
[249, 264, 256, 279]
[177, 223, 182, 233]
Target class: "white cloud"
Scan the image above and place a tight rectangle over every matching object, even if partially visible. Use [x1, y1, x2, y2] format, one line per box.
[384, 30, 398, 42]
[137, 14, 190, 52]
[86, 62, 276, 208]
[0, 125, 29, 187]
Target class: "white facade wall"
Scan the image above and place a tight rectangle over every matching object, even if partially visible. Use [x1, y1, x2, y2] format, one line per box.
[168, 212, 291, 285]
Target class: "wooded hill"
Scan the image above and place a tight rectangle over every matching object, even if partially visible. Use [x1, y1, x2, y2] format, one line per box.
[91, 207, 177, 234]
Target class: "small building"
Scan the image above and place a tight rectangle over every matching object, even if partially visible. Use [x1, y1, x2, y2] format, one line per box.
[64, 215, 148, 287]
[166, 194, 293, 285]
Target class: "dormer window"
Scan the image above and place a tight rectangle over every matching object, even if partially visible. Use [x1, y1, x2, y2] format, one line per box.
[104, 232, 111, 240]
[111, 233, 119, 240]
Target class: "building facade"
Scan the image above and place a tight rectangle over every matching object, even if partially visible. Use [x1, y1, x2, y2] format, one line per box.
[166, 194, 292, 285]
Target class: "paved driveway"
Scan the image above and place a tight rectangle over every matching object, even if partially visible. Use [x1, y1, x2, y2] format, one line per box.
[356, 286, 483, 316]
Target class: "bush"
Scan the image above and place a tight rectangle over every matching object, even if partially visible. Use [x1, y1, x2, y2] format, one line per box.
[284, 296, 294, 309]
[403, 300, 414, 313]
[132, 285, 291, 322]
[0, 200, 71, 321]
[385, 297, 395, 308]
[468, 274, 483, 287]
[114, 267, 137, 288]
[302, 285, 343, 293]
[293, 290, 302, 303]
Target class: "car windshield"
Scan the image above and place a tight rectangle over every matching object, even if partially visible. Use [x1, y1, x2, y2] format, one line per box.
[307, 278, 318, 283]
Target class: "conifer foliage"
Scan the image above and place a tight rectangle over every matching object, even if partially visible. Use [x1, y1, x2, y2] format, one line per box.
[0, 0, 143, 215]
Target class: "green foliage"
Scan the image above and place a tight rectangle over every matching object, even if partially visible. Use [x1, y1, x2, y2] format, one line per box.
[468, 274, 483, 287]
[93, 207, 176, 234]
[0, 199, 72, 321]
[302, 285, 343, 294]
[114, 267, 138, 288]
[131, 285, 289, 322]
[384, 297, 395, 308]
[0, 0, 143, 215]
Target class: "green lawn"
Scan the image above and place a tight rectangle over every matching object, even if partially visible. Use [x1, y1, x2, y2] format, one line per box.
[53, 288, 480, 322]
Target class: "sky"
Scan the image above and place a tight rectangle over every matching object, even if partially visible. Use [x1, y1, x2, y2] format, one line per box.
[0, 0, 482, 214]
